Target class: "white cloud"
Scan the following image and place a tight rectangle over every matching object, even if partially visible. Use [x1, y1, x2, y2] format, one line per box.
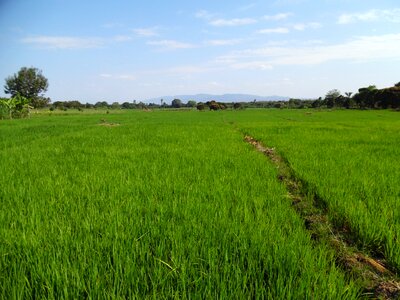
[293, 22, 322, 31]
[167, 65, 217, 74]
[21, 36, 104, 49]
[139, 64, 222, 77]
[215, 33, 400, 69]
[133, 27, 158, 37]
[230, 61, 274, 70]
[214, 56, 237, 64]
[237, 3, 257, 11]
[257, 27, 289, 34]
[100, 74, 136, 81]
[21, 35, 133, 49]
[102, 22, 123, 29]
[338, 8, 400, 24]
[209, 18, 257, 26]
[195, 9, 214, 20]
[273, 0, 306, 4]
[264, 12, 293, 21]
[205, 39, 242, 46]
[113, 35, 133, 42]
[256, 22, 321, 35]
[100, 73, 112, 78]
[118, 75, 136, 81]
[147, 40, 196, 50]
[293, 23, 305, 31]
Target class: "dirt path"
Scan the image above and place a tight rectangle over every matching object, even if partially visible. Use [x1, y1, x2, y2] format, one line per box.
[244, 135, 400, 299]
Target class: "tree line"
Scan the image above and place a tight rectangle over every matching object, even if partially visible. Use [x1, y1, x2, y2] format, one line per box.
[49, 99, 197, 110]
[310, 84, 400, 109]
[1, 67, 399, 119]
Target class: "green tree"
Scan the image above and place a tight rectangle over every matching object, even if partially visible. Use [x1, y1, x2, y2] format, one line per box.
[111, 102, 121, 109]
[121, 102, 132, 109]
[186, 100, 197, 108]
[171, 98, 183, 108]
[206, 100, 220, 110]
[288, 98, 302, 108]
[375, 87, 400, 109]
[344, 92, 353, 98]
[342, 92, 354, 109]
[311, 99, 322, 108]
[233, 102, 242, 110]
[31, 96, 51, 108]
[196, 103, 206, 111]
[94, 101, 109, 109]
[0, 94, 29, 119]
[0, 98, 17, 119]
[353, 85, 377, 108]
[4, 67, 49, 107]
[325, 89, 341, 108]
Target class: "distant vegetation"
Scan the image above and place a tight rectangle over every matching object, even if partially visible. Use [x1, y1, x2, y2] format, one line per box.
[1, 66, 399, 119]
[22, 82, 400, 113]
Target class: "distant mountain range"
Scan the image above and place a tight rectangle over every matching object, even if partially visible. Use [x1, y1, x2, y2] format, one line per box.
[146, 94, 290, 103]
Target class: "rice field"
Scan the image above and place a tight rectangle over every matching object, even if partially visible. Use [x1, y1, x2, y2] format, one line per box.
[228, 109, 400, 273]
[1, 108, 398, 298]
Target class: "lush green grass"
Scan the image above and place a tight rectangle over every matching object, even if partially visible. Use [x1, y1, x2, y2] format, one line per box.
[227, 109, 400, 272]
[0, 110, 359, 298]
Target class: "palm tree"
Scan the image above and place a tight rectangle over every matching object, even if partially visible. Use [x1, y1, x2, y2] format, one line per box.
[345, 92, 353, 98]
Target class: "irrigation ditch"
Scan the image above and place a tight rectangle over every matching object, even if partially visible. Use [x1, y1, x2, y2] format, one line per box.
[243, 134, 400, 299]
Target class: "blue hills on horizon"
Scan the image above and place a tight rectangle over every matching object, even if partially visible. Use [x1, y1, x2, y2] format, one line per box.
[146, 93, 290, 104]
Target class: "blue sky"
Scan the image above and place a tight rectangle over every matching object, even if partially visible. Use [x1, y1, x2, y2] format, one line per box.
[0, 0, 399, 103]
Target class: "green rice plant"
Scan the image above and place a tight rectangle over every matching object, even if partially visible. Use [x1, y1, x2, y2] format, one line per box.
[0, 110, 360, 298]
[229, 109, 400, 272]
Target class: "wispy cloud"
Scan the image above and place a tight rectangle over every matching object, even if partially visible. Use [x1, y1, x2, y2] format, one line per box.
[237, 3, 257, 11]
[215, 33, 400, 70]
[113, 35, 133, 42]
[147, 40, 196, 50]
[264, 12, 293, 21]
[102, 22, 124, 29]
[197, 9, 292, 27]
[256, 22, 320, 34]
[205, 39, 243, 46]
[138, 64, 222, 77]
[100, 73, 112, 78]
[195, 9, 215, 20]
[338, 8, 400, 24]
[118, 74, 137, 81]
[100, 73, 136, 81]
[142, 32, 395, 76]
[293, 22, 322, 31]
[21, 35, 132, 49]
[273, 0, 306, 4]
[257, 27, 289, 34]
[209, 18, 257, 26]
[133, 27, 159, 37]
[21, 36, 104, 49]
[166, 65, 218, 74]
[230, 61, 274, 70]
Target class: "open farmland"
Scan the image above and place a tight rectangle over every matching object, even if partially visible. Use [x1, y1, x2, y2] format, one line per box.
[228, 110, 400, 280]
[0, 109, 399, 298]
